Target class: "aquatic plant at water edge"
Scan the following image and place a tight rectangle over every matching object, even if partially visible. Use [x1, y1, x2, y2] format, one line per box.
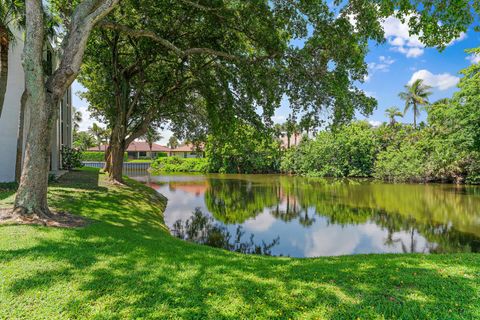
[172, 208, 280, 256]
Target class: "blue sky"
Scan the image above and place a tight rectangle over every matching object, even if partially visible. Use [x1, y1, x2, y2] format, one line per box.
[73, 15, 480, 144]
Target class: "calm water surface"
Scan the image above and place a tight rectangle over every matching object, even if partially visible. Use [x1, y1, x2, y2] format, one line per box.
[133, 173, 480, 257]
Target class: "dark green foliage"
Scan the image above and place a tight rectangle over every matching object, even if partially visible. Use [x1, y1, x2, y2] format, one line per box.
[281, 121, 378, 177]
[155, 152, 168, 158]
[374, 62, 480, 183]
[206, 123, 282, 174]
[151, 157, 208, 173]
[0, 181, 17, 201]
[73, 131, 96, 151]
[61, 147, 84, 171]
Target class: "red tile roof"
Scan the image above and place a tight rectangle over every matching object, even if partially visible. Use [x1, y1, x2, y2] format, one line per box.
[170, 143, 204, 152]
[87, 141, 171, 152]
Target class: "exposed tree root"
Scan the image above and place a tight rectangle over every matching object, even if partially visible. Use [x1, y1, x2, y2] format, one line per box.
[108, 177, 125, 186]
[0, 207, 89, 228]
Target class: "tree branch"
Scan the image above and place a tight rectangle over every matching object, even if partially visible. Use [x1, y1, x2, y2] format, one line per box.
[47, 0, 119, 104]
[98, 21, 276, 62]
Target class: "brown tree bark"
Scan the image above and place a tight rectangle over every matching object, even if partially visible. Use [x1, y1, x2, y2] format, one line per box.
[106, 118, 127, 183]
[12, 0, 119, 220]
[13, 0, 52, 217]
[14, 89, 28, 182]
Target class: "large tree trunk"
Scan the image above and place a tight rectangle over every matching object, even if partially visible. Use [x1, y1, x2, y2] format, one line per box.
[13, 0, 53, 217]
[14, 96, 56, 217]
[109, 142, 126, 182]
[106, 118, 127, 183]
[10, 0, 119, 221]
[15, 89, 28, 182]
[103, 144, 112, 172]
[0, 33, 9, 118]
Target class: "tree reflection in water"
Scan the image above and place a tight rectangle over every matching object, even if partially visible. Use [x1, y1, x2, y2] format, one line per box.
[201, 176, 480, 254]
[172, 208, 280, 256]
[143, 174, 480, 256]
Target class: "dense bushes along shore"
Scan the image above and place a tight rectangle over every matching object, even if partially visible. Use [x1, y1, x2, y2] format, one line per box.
[150, 63, 480, 183]
[151, 113, 479, 183]
[283, 63, 480, 184]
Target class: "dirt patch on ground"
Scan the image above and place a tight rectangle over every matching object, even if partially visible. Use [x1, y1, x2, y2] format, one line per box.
[0, 208, 89, 228]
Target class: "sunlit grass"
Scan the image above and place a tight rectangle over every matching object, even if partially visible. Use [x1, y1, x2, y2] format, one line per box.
[0, 168, 479, 319]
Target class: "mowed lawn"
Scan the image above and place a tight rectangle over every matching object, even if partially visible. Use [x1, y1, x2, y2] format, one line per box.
[0, 168, 479, 319]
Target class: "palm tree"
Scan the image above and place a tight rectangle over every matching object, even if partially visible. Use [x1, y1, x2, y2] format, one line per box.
[72, 107, 82, 132]
[168, 135, 179, 149]
[0, 0, 24, 118]
[89, 123, 106, 150]
[142, 127, 163, 159]
[398, 79, 432, 128]
[385, 107, 403, 126]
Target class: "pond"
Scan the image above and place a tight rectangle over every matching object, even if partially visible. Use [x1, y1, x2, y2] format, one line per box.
[133, 173, 480, 257]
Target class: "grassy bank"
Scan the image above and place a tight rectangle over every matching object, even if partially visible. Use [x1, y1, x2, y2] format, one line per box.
[0, 168, 479, 319]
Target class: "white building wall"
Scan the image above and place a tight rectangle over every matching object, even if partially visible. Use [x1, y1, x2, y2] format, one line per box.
[0, 29, 72, 182]
[0, 30, 24, 182]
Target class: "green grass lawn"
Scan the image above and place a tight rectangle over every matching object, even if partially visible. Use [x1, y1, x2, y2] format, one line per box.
[0, 168, 479, 319]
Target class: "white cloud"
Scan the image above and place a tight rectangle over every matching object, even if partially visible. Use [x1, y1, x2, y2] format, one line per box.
[271, 115, 286, 124]
[466, 53, 480, 64]
[365, 56, 395, 82]
[381, 16, 465, 58]
[368, 120, 382, 127]
[368, 56, 395, 72]
[243, 211, 276, 232]
[363, 91, 376, 98]
[408, 69, 459, 91]
[448, 32, 467, 46]
[381, 15, 425, 58]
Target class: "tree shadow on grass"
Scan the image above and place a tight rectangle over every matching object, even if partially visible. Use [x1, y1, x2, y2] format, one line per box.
[1, 169, 479, 319]
[52, 167, 107, 192]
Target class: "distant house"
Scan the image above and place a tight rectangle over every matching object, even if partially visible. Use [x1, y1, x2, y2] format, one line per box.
[88, 141, 171, 160]
[87, 141, 205, 160]
[169, 144, 205, 158]
[0, 28, 72, 182]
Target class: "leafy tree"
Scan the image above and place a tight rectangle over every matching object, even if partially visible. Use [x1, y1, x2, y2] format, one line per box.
[399, 79, 432, 128]
[167, 136, 179, 149]
[206, 122, 282, 174]
[385, 107, 403, 126]
[73, 130, 95, 151]
[79, 0, 390, 182]
[88, 123, 107, 150]
[13, 0, 119, 219]
[72, 107, 82, 132]
[281, 121, 378, 177]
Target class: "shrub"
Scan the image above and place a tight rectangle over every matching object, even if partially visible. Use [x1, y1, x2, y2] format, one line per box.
[156, 152, 168, 158]
[151, 157, 209, 173]
[61, 147, 84, 171]
[81, 151, 128, 162]
[374, 143, 427, 182]
[206, 123, 282, 174]
[281, 121, 378, 177]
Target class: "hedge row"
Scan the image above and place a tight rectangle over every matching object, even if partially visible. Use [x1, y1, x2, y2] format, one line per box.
[150, 157, 208, 173]
[81, 151, 128, 162]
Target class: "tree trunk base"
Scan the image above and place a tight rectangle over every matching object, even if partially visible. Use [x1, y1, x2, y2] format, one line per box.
[108, 177, 125, 186]
[0, 207, 89, 228]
